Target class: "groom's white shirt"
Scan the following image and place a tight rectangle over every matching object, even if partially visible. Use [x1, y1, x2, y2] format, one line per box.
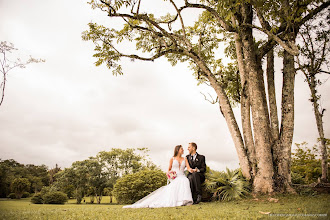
[190, 153, 197, 161]
[190, 153, 201, 172]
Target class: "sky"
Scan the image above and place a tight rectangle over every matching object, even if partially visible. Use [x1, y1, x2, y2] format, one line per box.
[0, 0, 329, 172]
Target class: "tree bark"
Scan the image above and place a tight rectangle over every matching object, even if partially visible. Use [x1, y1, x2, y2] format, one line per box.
[308, 74, 328, 182]
[266, 49, 279, 141]
[240, 3, 274, 193]
[234, 32, 256, 178]
[278, 49, 296, 193]
[208, 73, 252, 180]
[187, 51, 252, 180]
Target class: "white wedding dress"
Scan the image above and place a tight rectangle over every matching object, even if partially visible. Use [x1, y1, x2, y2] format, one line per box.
[123, 158, 193, 208]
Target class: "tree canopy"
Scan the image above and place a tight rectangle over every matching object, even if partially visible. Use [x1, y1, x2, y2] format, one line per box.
[83, 0, 330, 193]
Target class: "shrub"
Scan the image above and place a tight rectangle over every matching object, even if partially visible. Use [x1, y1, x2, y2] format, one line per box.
[7, 193, 16, 199]
[296, 187, 318, 196]
[291, 142, 329, 184]
[43, 191, 68, 204]
[291, 172, 306, 184]
[205, 168, 250, 201]
[22, 192, 30, 198]
[40, 186, 51, 196]
[31, 193, 43, 204]
[113, 169, 167, 204]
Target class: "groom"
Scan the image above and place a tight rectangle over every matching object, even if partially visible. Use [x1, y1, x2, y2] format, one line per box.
[186, 142, 206, 204]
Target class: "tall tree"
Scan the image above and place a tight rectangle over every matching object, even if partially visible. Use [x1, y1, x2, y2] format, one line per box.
[55, 164, 88, 204]
[84, 157, 107, 204]
[97, 148, 157, 189]
[48, 164, 61, 185]
[296, 9, 330, 182]
[0, 159, 49, 197]
[10, 177, 30, 199]
[83, 0, 330, 193]
[0, 41, 44, 107]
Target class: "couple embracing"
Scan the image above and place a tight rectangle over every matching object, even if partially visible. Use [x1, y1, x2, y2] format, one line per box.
[123, 142, 206, 208]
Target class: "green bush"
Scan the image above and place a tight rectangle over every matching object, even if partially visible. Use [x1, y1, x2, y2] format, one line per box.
[22, 192, 30, 198]
[31, 193, 43, 204]
[113, 169, 167, 204]
[291, 142, 329, 184]
[43, 191, 68, 204]
[7, 193, 16, 199]
[291, 172, 306, 184]
[40, 186, 51, 196]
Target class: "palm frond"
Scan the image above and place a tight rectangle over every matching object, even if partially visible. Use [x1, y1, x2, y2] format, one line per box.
[205, 168, 250, 201]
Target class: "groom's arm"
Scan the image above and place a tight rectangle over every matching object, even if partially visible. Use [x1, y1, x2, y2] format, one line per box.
[199, 155, 206, 173]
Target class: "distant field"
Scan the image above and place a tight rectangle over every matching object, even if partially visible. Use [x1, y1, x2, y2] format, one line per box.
[0, 195, 329, 219]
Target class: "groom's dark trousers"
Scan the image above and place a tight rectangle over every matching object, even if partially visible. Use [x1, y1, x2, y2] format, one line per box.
[186, 153, 206, 197]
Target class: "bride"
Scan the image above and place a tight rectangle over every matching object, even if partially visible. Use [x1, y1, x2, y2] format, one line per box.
[123, 145, 193, 208]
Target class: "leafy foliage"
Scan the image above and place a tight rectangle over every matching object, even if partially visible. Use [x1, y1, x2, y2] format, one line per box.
[82, 1, 243, 104]
[30, 193, 43, 204]
[54, 164, 89, 204]
[113, 169, 167, 204]
[54, 148, 157, 204]
[10, 178, 30, 199]
[21, 192, 30, 198]
[7, 193, 16, 199]
[97, 148, 157, 184]
[43, 191, 68, 204]
[0, 159, 49, 198]
[291, 142, 330, 184]
[205, 168, 250, 201]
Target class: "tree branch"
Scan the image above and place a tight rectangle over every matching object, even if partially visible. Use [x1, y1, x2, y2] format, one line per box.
[200, 91, 218, 104]
[115, 48, 184, 62]
[250, 24, 300, 56]
[320, 70, 330, 74]
[296, 1, 330, 30]
[169, 0, 192, 50]
[184, 0, 235, 32]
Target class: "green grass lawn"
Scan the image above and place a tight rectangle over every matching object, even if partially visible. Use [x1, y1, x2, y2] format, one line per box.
[0, 194, 329, 220]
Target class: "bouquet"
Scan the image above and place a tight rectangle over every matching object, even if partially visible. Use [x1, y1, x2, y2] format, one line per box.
[167, 170, 177, 180]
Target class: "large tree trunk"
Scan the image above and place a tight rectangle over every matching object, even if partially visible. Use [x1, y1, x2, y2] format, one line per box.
[187, 52, 252, 180]
[308, 74, 328, 182]
[234, 32, 256, 178]
[277, 50, 296, 193]
[240, 3, 274, 193]
[208, 74, 252, 180]
[266, 49, 279, 141]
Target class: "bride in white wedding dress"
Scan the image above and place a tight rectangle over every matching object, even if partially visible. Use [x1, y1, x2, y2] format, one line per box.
[123, 145, 193, 208]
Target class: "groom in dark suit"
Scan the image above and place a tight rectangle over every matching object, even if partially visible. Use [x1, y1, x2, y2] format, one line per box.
[186, 142, 206, 204]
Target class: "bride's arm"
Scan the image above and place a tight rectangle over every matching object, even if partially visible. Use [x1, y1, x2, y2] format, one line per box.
[168, 157, 173, 172]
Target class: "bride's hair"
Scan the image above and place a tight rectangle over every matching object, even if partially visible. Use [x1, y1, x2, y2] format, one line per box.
[173, 145, 182, 157]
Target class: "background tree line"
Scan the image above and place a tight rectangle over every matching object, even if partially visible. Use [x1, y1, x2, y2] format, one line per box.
[1, 141, 328, 204]
[0, 159, 50, 198]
